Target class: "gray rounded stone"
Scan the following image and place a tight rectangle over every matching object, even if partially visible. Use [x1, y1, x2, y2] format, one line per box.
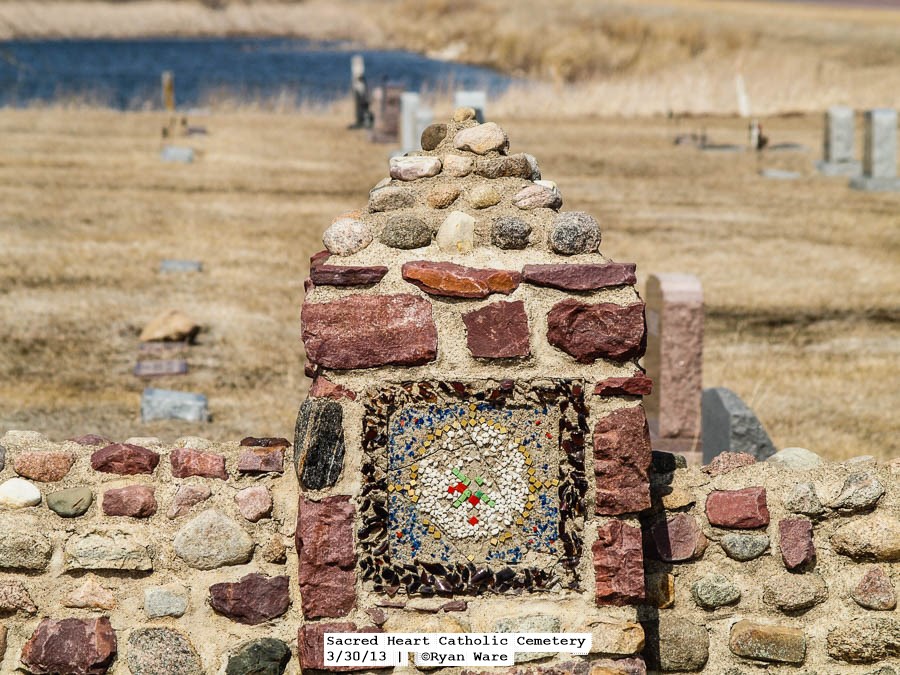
[173, 509, 254, 570]
[491, 216, 532, 250]
[830, 471, 885, 513]
[784, 483, 825, 517]
[548, 212, 601, 255]
[127, 628, 202, 675]
[144, 586, 188, 618]
[379, 215, 432, 250]
[767, 447, 823, 470]
[692, 573, 741, 609]
[47, 487, 93, 518]
[720, 533, 770, 561]
[368, 185, 416, 212]
[322, 218, 373, 256]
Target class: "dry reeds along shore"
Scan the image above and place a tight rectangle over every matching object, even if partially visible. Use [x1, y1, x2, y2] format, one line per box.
[0, 0, 897, 460]
[1, 0, 900, 115]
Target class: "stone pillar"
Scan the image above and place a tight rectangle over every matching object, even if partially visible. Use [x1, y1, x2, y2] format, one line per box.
[816, 106, 861, 177]
[454, 90, 487, 123]
[850, 109, 900, 192]
[299, 110, 650, 669]
[644, 273, 703, 464]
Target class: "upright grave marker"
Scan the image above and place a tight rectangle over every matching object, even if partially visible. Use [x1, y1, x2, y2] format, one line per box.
[702, 387, 776, 462]
[349, 54, 371, 129]
[141, 388, 208, 423]
[454, 90, 487, 122]
[850, 108, 900, 191]
[369, 84, 404, 144]
[816, 106, 861, 177]
[644, 273, 703, 464]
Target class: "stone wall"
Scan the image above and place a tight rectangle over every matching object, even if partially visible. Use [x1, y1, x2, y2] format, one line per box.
[0, 112, 896, 675]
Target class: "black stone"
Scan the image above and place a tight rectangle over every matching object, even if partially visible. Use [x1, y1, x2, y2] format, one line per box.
[651, 450, 686, 474]
[294, 399, 345, 490]
[226, 638, 291, 675]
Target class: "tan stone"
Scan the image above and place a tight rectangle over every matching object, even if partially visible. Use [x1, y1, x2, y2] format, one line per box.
[729, 620, 806, 664]
[139, 309, 200, 343]
[442, 154, 474, 177]
[436, 211, 475, 254]
[468, 184, 501, 209]
[64, 577, 117, 610]
[453, 107, 477, 122]
[832, 514, 900, 561]
[588, 619, 644, 656]
[426, 185, 460, 209]
[660, 487, 696, 510]
[646, 572, 675, 609]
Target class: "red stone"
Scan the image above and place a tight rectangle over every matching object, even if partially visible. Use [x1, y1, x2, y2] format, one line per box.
[21, 617, 117, 675]
[546, 300, 646, 363]
[240, 437, 289, 447]
[310, 249, 331, 268]
[311, 265, 389, 286]
[102, 485, 157, 518]
[14, 452, 75, 482]
[462, 300, 530, 358]
[594, 374, 653, 396]
[852, 567, 896, 610]
[209, 573, 290, 625]
[650, 513, 708, 562]
[237, 447, 285, 474]
[703, 451, 756, 477]
[401, 261, 522, 298]
[594, 406, 652, 515]
[296, 496, 356, 619]
[310, 376, 357, 401]
[706, 487, 770, 529]
[91, 444, 160, 475]
[170, 447, 227, 480]
[779, 518, 815, 570]
[298, 623, 384, 672]
[593, 520, 645, 606]
[522, 262, 637, 291]
[69, 434, 110, 446]
[302, 294, 437, 370]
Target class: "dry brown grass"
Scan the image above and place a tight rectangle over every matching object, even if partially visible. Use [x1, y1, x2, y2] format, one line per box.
[0, 105, 897, 461]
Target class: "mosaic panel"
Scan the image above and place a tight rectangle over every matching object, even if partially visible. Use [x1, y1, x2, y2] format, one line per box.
[359, 380, 588, 596]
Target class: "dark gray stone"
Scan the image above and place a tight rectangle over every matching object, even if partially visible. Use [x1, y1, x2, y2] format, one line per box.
[720, 533, 770, 561]
[226, 638, 291, 675]
[701, 387, 776, 463]
[651, 450, 687, 474]
[420, 123, 447, 151]
[548, 212, 601, 255]
[491, 216, 532, 250]
[692, 573, 741, 609]
[0, 444, 5, 472]
[379, 215, 432, 249]
[127, 628, 202, 675]
[294, 399, 345, 490]
[763, 572, 828, 612]
[141, 388, 209, 423]
[47, 487, 93, 518]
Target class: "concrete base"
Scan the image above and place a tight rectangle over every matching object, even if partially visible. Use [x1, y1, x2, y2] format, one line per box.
[816, 160, 861, 177]
[849, 175, 900, 192]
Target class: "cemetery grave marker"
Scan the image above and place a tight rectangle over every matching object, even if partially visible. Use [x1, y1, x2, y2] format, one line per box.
[816, 106, 862, 177]
[133, 360, 188, 378]
[141, 388, 209, 423]
[850, 108, 900, 192]
[702, 387, 776, 462]
[159, 259, 202, 273]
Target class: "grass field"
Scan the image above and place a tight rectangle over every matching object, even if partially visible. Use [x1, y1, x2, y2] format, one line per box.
[0, 104, 897, 461]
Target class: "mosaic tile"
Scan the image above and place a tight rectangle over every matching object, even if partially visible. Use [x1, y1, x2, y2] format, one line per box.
[359, 380, 587, 597]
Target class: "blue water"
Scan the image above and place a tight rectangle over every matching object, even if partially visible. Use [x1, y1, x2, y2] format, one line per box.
[0, 38, 514, 109]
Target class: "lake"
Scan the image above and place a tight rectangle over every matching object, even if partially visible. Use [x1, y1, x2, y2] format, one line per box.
[0, 38, 514, 109]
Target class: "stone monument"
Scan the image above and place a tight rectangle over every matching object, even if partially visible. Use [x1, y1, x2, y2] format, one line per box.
[850, 108, 900, 191]
[816, 106, 861, 177]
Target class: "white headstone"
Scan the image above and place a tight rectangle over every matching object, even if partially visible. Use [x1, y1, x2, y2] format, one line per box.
[817, 106, 861, 177]
[454, 91, 487, 123]
[400, 92, 421, 154]
[850, 108, 900, 191]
